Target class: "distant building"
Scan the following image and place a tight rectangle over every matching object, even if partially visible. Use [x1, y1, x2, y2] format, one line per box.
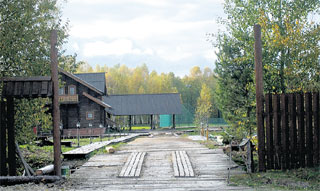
[58, 68, 114, 129]
[58, 68, 182, 130]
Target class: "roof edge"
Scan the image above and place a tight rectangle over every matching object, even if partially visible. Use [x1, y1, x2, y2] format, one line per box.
[58, 68, 103, 95]
[83, 92, 112, 108]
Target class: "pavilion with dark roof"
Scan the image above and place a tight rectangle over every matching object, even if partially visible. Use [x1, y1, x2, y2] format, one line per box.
[103, 93, 182, 129]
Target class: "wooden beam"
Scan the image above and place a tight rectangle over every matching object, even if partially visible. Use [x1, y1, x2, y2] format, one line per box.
[83, 92, 111, 108]
[0, 76, 51, 82]
[7, 97, 16, 176]
[0, 176, 61, 186]
[172, 114, 176, 129]
[0, 99, 7, 176]
[254, 24, 266, 172]
[313, 92, 319, 166]
[129, 115, 132, 131]
[305, 93, 313, 167]
[150, 115, 153, 130]
[51, 30, 61, 176]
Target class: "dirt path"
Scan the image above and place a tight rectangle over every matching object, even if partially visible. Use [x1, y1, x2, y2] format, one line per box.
[67, 134, 251, 191]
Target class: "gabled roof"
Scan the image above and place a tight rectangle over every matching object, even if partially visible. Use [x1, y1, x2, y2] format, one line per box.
[74, 72, 106, 94]
[103, 93, 182, 116]
[58, 68, 104, 95]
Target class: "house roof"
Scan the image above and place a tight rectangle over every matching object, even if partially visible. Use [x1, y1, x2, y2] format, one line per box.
[103, 93, 182, 116]
[74, 72, 106, 94]
[83, 92, 111, 108]
[58, 68, 104, 95]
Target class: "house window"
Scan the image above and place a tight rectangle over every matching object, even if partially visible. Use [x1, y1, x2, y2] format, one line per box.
[69, 85, 76, 95]
[86, 111, 94, 120]
[59, 87, 65, 95]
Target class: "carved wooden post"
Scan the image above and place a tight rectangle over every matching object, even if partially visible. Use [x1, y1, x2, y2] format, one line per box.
[51, 30, 61, 176]
[254, 24, 266, 172]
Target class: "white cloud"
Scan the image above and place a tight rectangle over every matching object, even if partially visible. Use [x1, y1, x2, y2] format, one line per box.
[83, 39, 153, 57]
[62, 0, 225, 75]
[70, 17, 215, 40]
[68, 0, 170, 7]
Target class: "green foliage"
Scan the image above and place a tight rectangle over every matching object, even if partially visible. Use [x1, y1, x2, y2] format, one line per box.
[230, 167, 320, 190]
[212, 0, 320, 139]
[0, 1, 79, 144]
[194, 84, 213, 125]
[78, 64, 220, 123]
[0, 0, 69, 77]
[15, 98, 52, 144]
[59, 53, 84, 73]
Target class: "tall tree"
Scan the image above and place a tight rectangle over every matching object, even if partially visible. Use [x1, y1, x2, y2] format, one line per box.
[195, 84, 212, 126]
[0, 0, 70, 143]
[212, 0, 320, 138]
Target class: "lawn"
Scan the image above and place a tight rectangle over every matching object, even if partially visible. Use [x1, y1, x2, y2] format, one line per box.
[230, 167, 320, 190]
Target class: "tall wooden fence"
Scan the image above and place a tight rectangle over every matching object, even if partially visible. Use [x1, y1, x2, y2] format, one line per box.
[258, 92, 320, 171]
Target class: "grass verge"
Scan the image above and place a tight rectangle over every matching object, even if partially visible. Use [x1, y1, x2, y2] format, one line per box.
[230, 167, 320, 190]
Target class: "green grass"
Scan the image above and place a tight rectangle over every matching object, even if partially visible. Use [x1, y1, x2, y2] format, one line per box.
[230, 167, 320, 190]
[131, 126, 151, 130]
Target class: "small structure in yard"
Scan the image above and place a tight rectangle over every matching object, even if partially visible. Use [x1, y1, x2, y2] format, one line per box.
[103, 93, 182, 130]
[0, 30, 61, 182]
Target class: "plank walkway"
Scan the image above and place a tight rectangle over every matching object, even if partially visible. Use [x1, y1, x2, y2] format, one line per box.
[172, 151, 194, 177]
[119, 152, 146, 177]
[62, 133, 148, 159]
[69, 136, 252, 191]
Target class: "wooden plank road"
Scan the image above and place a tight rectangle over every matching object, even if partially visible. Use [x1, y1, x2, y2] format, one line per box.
[69, 136, 251, 191]
[172, 151, 195, 177]
[119, 152, 146, 177]
[63, 133, 148, 159]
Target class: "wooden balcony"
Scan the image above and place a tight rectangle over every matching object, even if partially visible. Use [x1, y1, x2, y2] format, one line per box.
[59, 94, 79, 104]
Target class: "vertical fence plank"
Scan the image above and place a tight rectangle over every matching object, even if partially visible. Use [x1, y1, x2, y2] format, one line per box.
[297, 93, 305, 168]
[313, 92, 319, 166]
[305, 93, 313, 167]
[7, 97, 16, 176]
[288, 93, 297, 169]
[265, 94, 274, 169]
[272, 94, 281, 169]
[281, 94, 289, 170]
[0, 99, 7, 176]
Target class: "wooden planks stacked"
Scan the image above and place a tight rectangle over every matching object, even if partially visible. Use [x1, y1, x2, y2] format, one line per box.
[119, 152, 146, 178]
[63, 133, 147, 159]
[172, 151, 194, 177]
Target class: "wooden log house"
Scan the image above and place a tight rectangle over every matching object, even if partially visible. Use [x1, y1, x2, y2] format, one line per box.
[58, 68, 113, 131]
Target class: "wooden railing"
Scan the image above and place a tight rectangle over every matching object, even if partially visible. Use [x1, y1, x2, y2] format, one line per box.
[59, 94, 79, 104]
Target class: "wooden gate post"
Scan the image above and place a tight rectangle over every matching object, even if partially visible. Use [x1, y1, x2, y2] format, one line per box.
[0, 99, 7, 176]
[51, 30, 61, 176]
[172, 114, 176, 129]
[254, 24, 266, 172]
[7, 97, 15, 176]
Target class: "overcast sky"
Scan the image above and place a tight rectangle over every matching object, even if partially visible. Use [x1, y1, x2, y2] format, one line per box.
[61, 0, 226, 76]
